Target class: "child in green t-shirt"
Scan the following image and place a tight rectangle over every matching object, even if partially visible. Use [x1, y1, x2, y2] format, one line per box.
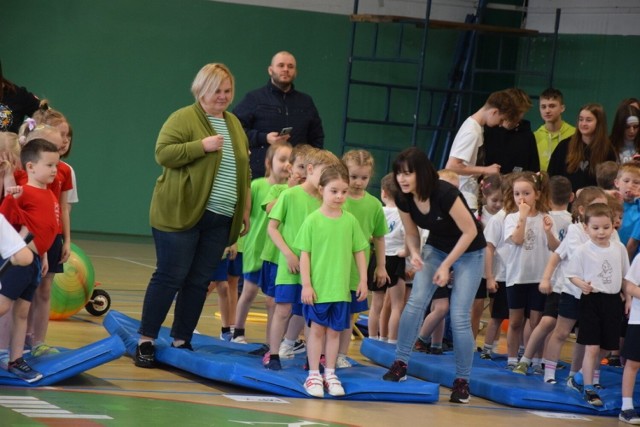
[295, 164, 368, 398]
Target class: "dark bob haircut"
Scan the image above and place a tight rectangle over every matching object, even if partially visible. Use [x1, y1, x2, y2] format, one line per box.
[392, 147, 439, 201]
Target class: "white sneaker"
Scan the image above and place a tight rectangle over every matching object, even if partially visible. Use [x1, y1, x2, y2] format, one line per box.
[323, 373, 345, 396]
[279, 342, 295, 359]
[304, 374, 324, 398]
[231, 336, 247, 344]
[336, 355, 352, 368]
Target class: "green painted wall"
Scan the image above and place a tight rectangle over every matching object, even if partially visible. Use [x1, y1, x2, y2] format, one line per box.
[2, 1, 638, 236]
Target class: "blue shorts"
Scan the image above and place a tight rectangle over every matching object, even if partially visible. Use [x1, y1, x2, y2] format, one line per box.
[0, 253, 41, 302]
[243, 270, 261, 286]
[506, 283, 546, 313]
[303, 302, 351, 331]
[349, 290, 368, 314]
[275, 283, 303, 316]
[210, 253, 243, 281]
[47, 234, 64, 274]
[558, 292, 580, 320]
[259, 261, 277, 298]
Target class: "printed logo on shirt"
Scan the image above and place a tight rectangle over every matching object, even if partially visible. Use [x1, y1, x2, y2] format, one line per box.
[523, 228, 535, 251]
[598, 260, 613, 285]
[0, 103, 13, 131]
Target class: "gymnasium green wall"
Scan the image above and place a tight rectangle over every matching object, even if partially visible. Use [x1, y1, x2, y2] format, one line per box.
[1, 1, 638, 236]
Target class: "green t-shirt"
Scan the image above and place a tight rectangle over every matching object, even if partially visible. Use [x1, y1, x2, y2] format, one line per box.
[238, 178, 272, 273]
[294, 209, 369, 303]
[269, 185, 321, 285]
[344, 192, 389, 289]
[260, 183, 288, 264]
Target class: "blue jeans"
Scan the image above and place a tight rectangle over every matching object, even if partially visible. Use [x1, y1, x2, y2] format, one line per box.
[396, 245, 483, 380]
[138, 210, 231, 341]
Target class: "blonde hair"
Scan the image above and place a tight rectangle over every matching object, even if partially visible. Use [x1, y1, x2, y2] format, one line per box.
[571, 186, 606, 223]
[307, 149, 340, 167]
[0, 132, 22, 173]
[342, 149, 374, 170]
[191, 63, 234, 104]
[438, 169, 460, 187]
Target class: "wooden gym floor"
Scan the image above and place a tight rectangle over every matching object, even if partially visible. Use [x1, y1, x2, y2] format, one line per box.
[0, 235, 625, 426]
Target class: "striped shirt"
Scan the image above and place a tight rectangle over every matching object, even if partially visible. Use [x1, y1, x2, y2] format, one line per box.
[206, 116, 237, 217]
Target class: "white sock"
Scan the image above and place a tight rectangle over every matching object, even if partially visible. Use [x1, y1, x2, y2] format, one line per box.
[623, 397, 635, 411]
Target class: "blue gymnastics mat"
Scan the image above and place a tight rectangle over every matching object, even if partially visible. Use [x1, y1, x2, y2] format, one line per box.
[361, 338, 633, 416]
[104, 310, 439, 402]
[0, 335, 125, 386]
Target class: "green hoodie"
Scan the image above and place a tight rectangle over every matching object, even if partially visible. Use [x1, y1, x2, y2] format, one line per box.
[149, 102, 250, 244]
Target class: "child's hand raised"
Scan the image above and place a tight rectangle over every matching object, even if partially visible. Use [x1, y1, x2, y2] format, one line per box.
[542, 214, 554, 232]
[518, 199, 531, 217]
[5, 185, 23, 198]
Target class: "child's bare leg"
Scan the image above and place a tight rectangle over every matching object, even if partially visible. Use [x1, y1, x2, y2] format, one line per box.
[11, 299, 30, 361]
[471, 297, 485, 339]
[368, 291, 385, 339]
[226, 275, 240, 328]
[269, 303, 292, 354]
[379, 292, 392, 339]
[307, 322, 325, 371]
[27, 273, 53, 346]
[387, 281, 405, 341]
[324, 328, 341, 370]
[582, 344, 600, 386]
[234, 280, 259, 331]
[622, 360, 640, 401]
[265, 296, 275, 342]
[507, 308, 525, 360]
[216, 280, 230, 327]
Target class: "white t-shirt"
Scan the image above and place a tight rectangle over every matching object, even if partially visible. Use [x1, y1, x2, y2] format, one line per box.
[448, 117, 483, 210]
[480, 205, 496, 228]
[0, 215, 27, 259]
[625, 257, 640, 324]
[384, 206, 405, 256]
[566, 240, 629, 294]
[549, 210, 572, 242]
[484, 209, 506, 281]
[503, 212, 556, 287]
[67, 165, 79, 204]
[556, 223, 622, 298]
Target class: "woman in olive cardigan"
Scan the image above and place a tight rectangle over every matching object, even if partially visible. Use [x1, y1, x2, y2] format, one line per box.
[136, 63, 251, 368]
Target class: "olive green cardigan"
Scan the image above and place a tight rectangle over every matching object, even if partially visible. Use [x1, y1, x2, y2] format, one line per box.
[149, 102, 250, 244]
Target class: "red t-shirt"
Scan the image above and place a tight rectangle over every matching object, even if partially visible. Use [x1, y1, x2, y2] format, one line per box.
[15, 160, 72, 233]
[0, 185, 60, 256]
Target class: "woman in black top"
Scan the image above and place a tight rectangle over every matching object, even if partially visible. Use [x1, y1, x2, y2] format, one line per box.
[382, 147, 486, 404]
[548, 103, 616, 192]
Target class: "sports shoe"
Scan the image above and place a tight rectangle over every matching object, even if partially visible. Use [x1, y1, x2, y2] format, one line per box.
[532, 364, 544, 375]
[303, 355, 326, 373]
[135, 342, 155, 368]
[413, 339, 430, 353]
[506, 362, 517, 371]
[567, 376, 583, 393]
[479, 351, 492, 360]
[545, 378, 557, 384]
[219, 331, 233, 341]
[619, 409, 640, 425]
[278, 342, 295, 359]
[323, 373, 345, 396]
[583, 389, 603, 407]
[31, 344, 60, 357]
[265, 356, 281, 371]
[304, 373, 324, 398]
[231, 335, 247, 344]
[292, 339, 306, 354]
[382, 360, 407, 382]
[594, 383, 605, 390]
[430, 347, 444, 355]
[248, 344, 270, 356]
[336, 355, 352, 368]
[603, 354, 622, 367]
[8, 358, 42, 383]
[450, 378, 470, 404]
[512, 361, 529, 375]
[171, 341, 193, 351]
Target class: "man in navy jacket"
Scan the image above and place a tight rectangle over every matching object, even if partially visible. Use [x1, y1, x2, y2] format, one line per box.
[233, 51, 324, 177]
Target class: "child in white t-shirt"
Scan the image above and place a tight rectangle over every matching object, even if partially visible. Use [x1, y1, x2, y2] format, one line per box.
[566, 203, 629, 407]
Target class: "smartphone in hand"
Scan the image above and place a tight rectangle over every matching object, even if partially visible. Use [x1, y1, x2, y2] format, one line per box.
[279, 127, 293, 136]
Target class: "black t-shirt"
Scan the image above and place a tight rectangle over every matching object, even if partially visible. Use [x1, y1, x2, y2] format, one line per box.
[395, 180, 486, 253]
[547, 137, 617, 192]
[0, 84, 40, 133]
